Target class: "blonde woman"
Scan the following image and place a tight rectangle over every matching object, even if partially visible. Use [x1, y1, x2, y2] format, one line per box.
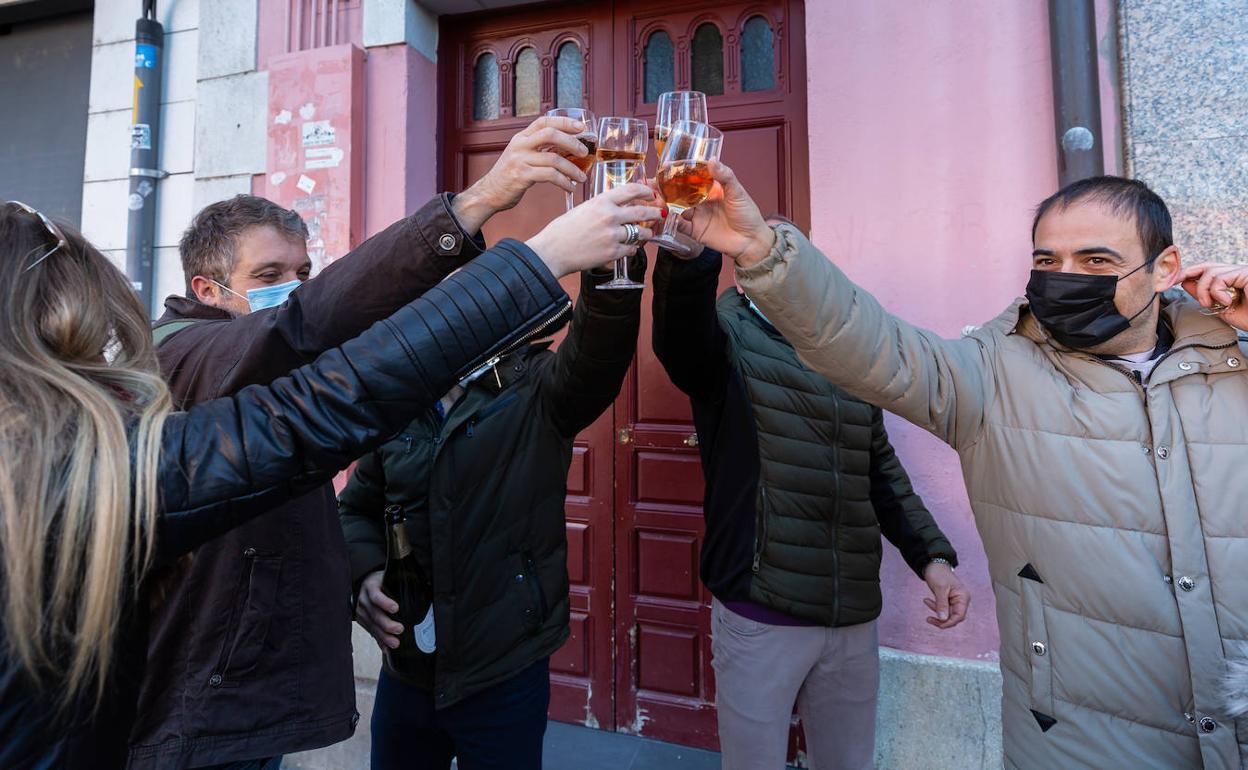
[0, 189, 658, 769]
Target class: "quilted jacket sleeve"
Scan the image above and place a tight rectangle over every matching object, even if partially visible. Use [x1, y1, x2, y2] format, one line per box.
[154, 240, 569, 562]
[867, 408, 958, 577]
[735, 224, 995, 450]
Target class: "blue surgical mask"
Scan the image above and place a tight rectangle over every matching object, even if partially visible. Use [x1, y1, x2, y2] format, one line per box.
[246, 279, 301, 311]
[212, 279, 301, 313]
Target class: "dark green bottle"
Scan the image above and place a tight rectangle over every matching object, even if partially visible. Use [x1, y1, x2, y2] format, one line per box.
[382, 505, 434, 683]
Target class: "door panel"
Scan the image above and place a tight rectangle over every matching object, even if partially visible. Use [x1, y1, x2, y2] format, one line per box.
[440, 2, 619, 731]
[611, 0, 805, 751]
[441, 0, 807, 751]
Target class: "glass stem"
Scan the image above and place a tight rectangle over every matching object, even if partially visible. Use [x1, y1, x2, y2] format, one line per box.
[613, 255, 629, 283]
[565, 190, 575, 212]
[660, 206, 686, 240]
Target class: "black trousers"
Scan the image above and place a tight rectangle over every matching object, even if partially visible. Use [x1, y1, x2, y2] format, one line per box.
[370, 657, 550, 770]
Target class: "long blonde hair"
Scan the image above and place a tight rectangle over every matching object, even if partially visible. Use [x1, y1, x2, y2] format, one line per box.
[0, 206, 172, 707]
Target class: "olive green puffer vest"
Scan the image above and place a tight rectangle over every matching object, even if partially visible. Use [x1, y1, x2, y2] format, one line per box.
[719, 293, 887, 626]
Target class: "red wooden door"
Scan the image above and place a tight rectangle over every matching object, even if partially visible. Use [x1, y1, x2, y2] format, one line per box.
[439, 1, 620, 730]
[608, 0, 808, 750]
[439, 0, 808, 749]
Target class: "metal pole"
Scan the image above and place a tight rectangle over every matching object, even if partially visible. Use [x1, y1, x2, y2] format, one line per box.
[1048, 0, 1104, 186]
[126, 6, 166, 316]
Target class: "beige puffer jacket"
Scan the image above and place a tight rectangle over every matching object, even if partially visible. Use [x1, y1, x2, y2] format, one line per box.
[739, 224, 1248, 769]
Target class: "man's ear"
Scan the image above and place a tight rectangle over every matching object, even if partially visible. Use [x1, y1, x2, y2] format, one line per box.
[1152, 245, 1182, 292]
[190, 275, 219, 305]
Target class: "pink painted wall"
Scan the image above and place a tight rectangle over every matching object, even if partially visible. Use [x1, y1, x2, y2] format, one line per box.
[254, 1, 439, 241]
[362, 44, 439, 237]
[802, 1, 1068, 661]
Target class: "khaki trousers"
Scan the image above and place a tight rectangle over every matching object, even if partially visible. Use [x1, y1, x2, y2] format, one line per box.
[711, 599, 879, 770]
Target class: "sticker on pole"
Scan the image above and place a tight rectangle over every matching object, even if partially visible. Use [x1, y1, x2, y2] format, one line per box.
[128, 193, 145, 211]
[135, 44, 158, 69]
[301, 120, 335, 147]
[131, 123, 152, 150]
[296, 175, 317, 194]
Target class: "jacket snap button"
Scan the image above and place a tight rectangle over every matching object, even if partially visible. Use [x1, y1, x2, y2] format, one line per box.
[438, 233, 457, 251]
[1184, 712, 1196, 724]
[1142, 446, 1151, 455]
[1178, 362, 1193, 371]
[1156, 446, 1169, 459]
[1200, 717, 1217, 733]
[515, 573, 525, 583]
[209, 673, 223, 687]
[1163, 575, 1173, 585]
[1177, 576, 1195, 592]
[1031, 641, 1046, 656]
[243, 547, 256, 558]
[1229, 357, 1241, 368]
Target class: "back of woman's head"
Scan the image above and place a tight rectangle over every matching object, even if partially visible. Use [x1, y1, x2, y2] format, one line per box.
[0, 203, 171, 708]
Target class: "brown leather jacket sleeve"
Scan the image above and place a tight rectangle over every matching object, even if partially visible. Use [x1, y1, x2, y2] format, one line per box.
[159, 193, 486, 406]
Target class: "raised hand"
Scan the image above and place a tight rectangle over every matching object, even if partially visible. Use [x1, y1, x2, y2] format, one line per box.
[1180, 262, 1248, 332]
[527, 183, 662, 277]
[452, 116, 592, 234]
[673, 159, 774, 266]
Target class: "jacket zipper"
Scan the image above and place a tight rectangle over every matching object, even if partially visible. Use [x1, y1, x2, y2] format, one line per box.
[474, 300, 572, 376]
[752, 487, 769, 572]
[829, 394, 842, 624]
[1079, 340, 1238, 401]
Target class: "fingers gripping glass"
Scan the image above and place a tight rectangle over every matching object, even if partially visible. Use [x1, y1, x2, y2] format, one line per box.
[546, 107, 597, 212]
[7, 201, 68, 272]
[650, 121, 722, 257]
[593, 160, 647, 290]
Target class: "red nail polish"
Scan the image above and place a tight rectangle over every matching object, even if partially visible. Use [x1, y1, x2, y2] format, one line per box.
[660, 207, 668, 218]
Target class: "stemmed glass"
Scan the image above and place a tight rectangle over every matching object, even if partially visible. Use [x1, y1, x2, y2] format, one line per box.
[546, 107, 597, 211]
[594, 159, 648, 290]
[597, 117, 648, 163]
[655, 91, 707, 159]
[650, 121, 723, 257]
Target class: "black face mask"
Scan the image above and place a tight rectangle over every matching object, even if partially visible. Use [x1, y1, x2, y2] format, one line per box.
[1025, 261, 1156, 349]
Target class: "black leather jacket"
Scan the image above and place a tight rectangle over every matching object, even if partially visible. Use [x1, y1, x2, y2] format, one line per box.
[0, 241, 569, 770]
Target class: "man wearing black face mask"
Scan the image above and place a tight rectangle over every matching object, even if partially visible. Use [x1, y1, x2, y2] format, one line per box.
[674, 169, 1248, 768]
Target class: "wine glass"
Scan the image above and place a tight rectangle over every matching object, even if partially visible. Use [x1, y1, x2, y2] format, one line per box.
[546, 107, 597, 212]
[594, 159, 647, 290]
[655, 91, 707, 160]
[650, 121, 723, 257]
[597, 117, 648, 163]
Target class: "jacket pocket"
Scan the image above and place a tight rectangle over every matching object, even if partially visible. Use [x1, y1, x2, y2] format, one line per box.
[1020, 566, 1055, 727]
[215, 552, 283, 683]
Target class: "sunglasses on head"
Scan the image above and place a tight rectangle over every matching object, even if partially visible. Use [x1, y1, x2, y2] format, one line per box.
[7, 201, 69, 272]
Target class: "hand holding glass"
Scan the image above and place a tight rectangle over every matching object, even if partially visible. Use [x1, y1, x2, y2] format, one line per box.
[546, 107, 597, 211]
[651, 121, 723, 256]
[594, 159, 649, 290]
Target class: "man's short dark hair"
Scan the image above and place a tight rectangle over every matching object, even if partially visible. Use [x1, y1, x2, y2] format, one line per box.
[1032, 176, 1173, 269]
[180, 195, 308, 294]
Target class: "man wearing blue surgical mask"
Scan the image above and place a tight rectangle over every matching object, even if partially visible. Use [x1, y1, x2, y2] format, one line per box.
[184, 202, 314, 316]
[133, 115, 599, 770]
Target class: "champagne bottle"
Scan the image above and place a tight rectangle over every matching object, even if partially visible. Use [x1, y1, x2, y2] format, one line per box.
[382, 504, 435, 683]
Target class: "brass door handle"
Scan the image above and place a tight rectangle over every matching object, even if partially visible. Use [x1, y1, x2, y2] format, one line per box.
[683, 433, 699, 447]
[617, 428, 633, 445]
